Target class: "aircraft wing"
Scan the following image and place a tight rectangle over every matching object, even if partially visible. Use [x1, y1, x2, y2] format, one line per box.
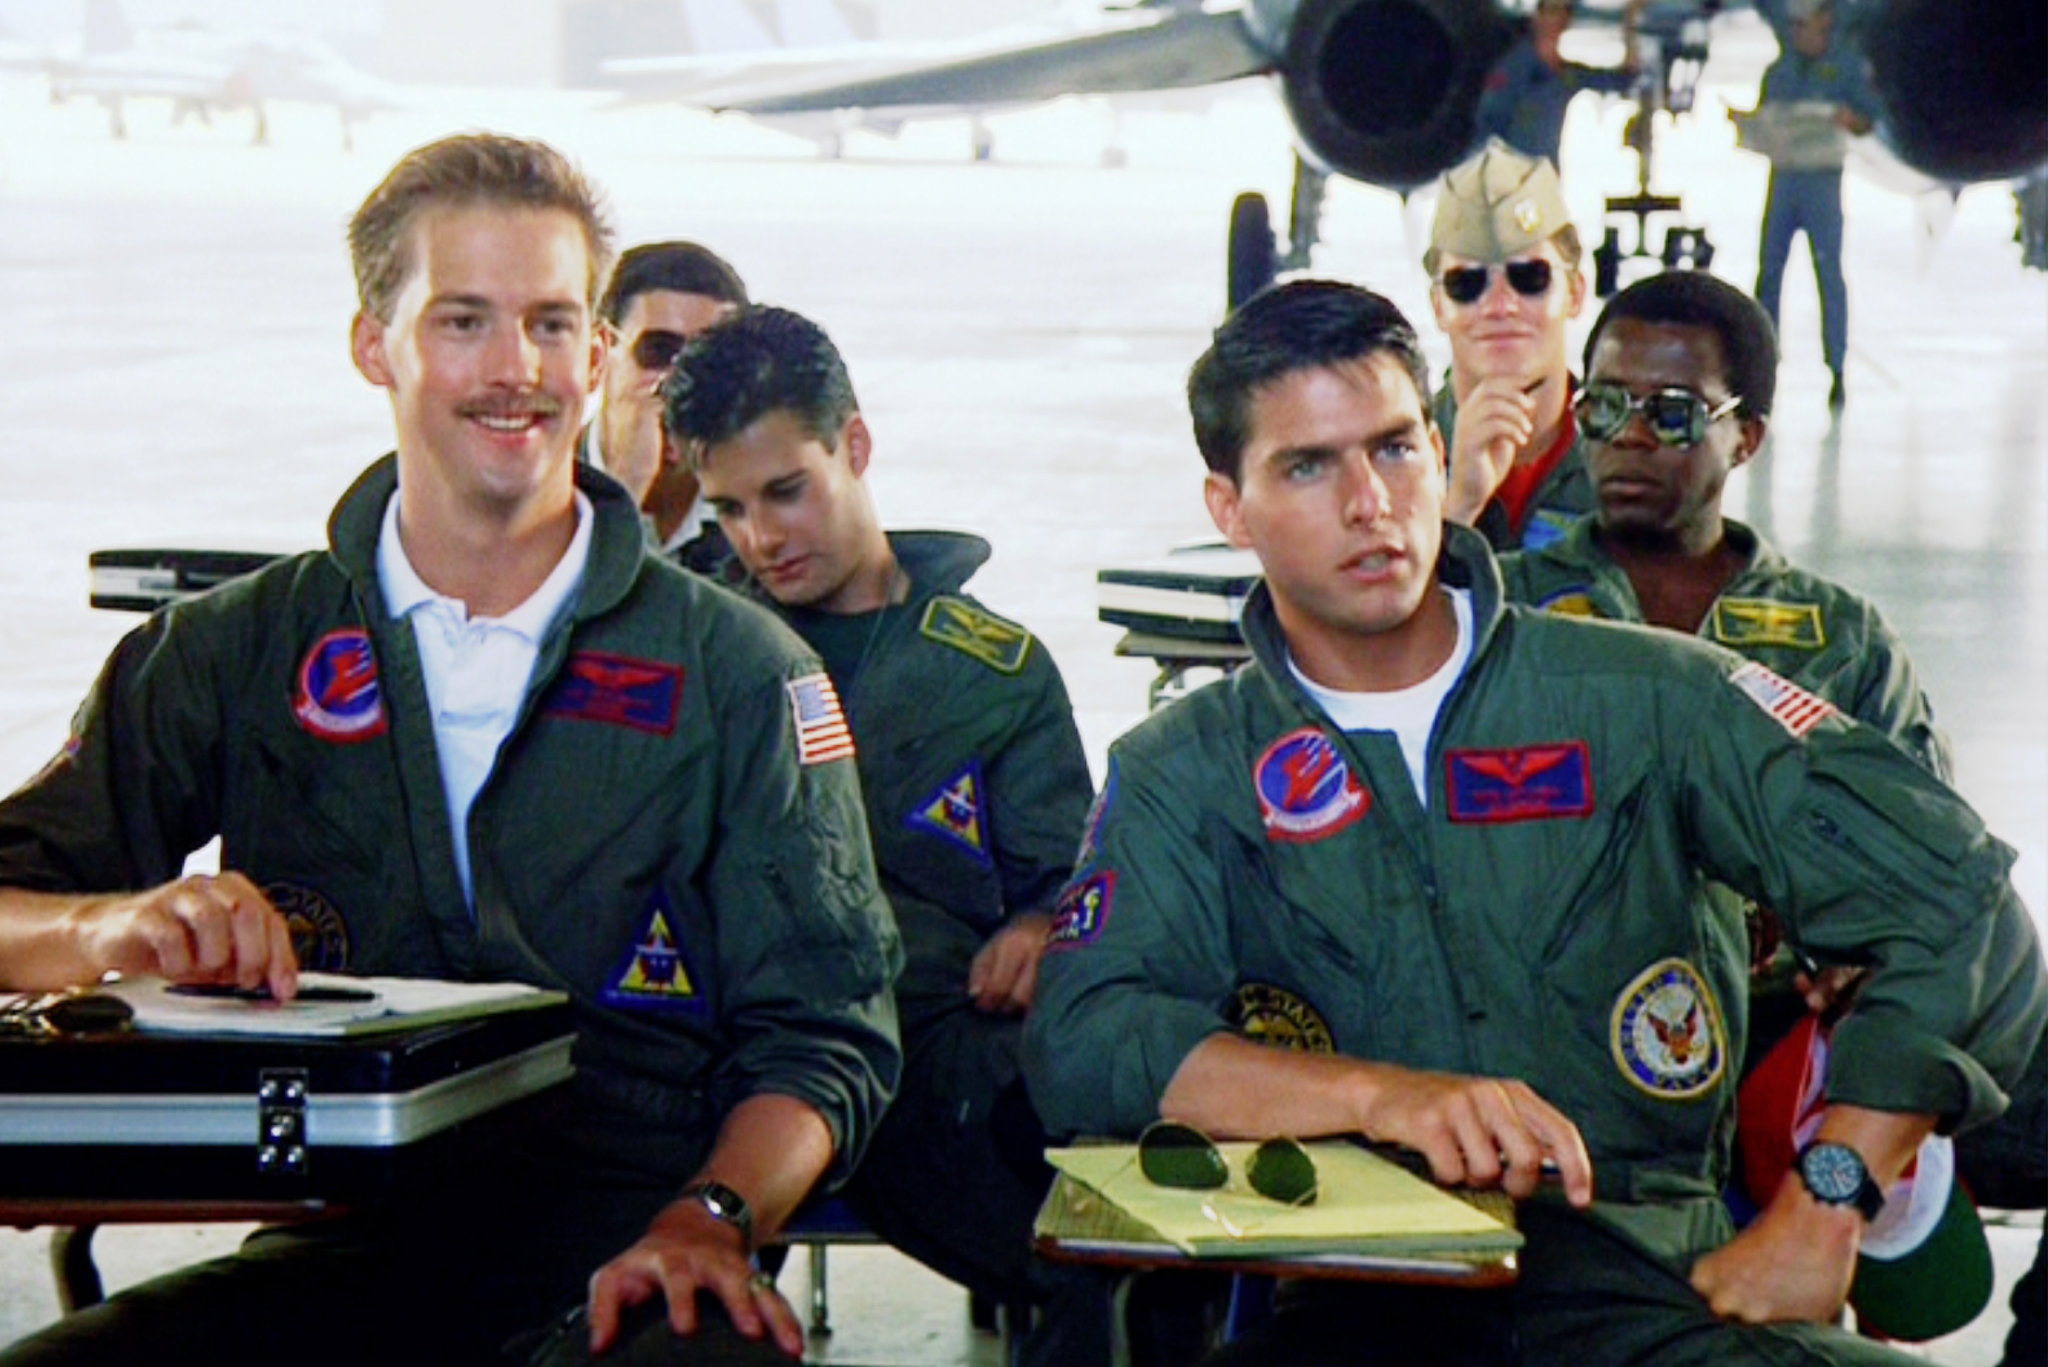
[605, 6, 1272, 116]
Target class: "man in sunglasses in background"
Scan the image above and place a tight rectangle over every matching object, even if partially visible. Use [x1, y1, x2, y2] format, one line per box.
[1427, 139, 1595, 554]
[662, 306, 1112, 1367]
[1024, 276, 2045, 1367]
[1501, 268, 2048, 1366]
[584, 240, 746, 572]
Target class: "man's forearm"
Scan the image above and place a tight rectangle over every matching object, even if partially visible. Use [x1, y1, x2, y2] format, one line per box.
[1158, 1032, 1380, 1139]
[0, 887, 113, 990]
[685, 1092, 837, 1241]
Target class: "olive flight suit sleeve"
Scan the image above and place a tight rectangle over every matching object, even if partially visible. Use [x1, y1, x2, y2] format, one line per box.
[984, 647, 1095, 922]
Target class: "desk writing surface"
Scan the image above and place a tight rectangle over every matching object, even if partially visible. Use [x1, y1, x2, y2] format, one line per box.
[1042, 1141, 1521, 1263]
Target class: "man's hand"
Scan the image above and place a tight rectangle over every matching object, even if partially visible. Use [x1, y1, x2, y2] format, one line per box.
[1444, 377, 1538, 526]
[1691, 1171, 1861, 1323]
[1354, 1066, 1594, 1206]
[72, 873, 297, 1000]
[585, 1196, 803, 1359]
[966, 912, 1052, 1015]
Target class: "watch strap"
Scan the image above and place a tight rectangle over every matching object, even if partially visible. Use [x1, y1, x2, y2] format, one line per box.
[679, 1178, 755, 1253]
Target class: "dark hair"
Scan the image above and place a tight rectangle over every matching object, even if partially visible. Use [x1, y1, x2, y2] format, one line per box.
[598, 241, 748, 325]
[1584, 270, 1778, 420]
[661, 306, 859, 465]
[348, 133, 613, 324]
[1188, 280, 1433, 480]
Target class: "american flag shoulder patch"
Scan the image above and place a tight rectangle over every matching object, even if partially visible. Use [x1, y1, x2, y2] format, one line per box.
[1728, 661, 1837, 739]
[787, 672, 856, 765]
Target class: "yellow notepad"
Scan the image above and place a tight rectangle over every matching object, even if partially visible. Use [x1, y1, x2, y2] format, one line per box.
[1045, 1141, 1522, 1259]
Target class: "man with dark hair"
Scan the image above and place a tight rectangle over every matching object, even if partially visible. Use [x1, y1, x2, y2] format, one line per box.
[0, 134, 900, 1367]
[1426, 139, 1596, 553]
[1024, 276, 2045, 1367]
[1501, 266, 2045, 1365]
[586, 241, 748, 571]
[663, 306, 1110, 1367]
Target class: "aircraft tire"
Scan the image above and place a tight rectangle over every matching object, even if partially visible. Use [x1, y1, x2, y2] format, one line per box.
[1228, 192, 1277, 313]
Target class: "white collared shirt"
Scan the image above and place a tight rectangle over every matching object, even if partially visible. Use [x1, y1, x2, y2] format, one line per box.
[376, 490, 593, 906]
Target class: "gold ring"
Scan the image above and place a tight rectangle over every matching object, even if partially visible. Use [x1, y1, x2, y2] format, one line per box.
[748, 1271, 777, 1293]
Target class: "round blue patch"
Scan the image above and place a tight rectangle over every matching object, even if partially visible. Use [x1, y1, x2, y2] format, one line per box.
[1611, 958, 1726, 1100]
[292, 629, 386, 743]
[1253, 728, 1369, 843]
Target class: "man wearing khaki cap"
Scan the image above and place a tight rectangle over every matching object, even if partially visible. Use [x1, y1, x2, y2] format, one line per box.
[1427, 137, 1593, 552]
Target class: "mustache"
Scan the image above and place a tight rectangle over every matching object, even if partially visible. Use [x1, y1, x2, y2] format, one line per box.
[456, 395, 567, 420]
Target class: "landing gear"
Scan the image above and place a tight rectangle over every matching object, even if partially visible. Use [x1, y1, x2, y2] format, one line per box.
[1225, 156, 1329, 312]
[1595, 21, 1713, 295]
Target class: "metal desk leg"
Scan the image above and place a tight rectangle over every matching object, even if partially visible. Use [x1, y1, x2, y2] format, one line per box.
[50, 1224, 104, 1312]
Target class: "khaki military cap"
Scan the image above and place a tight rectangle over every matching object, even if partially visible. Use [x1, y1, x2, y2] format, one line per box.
[1428, 138, 1573, 263]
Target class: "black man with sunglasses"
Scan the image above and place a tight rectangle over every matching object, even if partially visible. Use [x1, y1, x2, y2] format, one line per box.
[584, 241, 747, 572]
[1426, 139, 1595, 555]
[1501, 269, 2048, 1364]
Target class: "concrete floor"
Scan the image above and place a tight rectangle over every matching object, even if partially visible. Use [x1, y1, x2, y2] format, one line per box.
[0, 12, 2043, 1363]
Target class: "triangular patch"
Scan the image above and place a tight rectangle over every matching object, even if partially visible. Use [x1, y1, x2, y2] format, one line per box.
[906, 760, 992, 865]
[601, 893, 702, 1011]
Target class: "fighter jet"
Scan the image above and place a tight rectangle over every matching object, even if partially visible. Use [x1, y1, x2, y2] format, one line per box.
[602, 0, 2048, 304]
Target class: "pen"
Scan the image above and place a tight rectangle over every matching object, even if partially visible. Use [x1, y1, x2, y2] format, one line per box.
[165, 983, 378, 1004]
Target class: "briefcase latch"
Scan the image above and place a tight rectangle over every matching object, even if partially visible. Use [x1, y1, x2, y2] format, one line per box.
[256, 1068, 310, 1178]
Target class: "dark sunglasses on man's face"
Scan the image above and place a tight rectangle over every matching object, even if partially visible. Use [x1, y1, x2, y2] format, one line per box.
[1438, 258, 1554, 306]
[630, 329, 691, 373]
[1575, 381, 1744, 447]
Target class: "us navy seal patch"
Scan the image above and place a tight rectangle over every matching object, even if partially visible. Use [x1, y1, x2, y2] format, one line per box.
[1711, 598, 1825, 650]
[292, 629, 386, 743]
[602, 893, 704, 1013]
[920, 597, 1032, 674]
[1610, 958, 1726, 1100]
[1047, 871, 1114, 950]
[265, 882, 350, 971]
[1228, 983, 1335, 1054]
[1254, 729, 1370, 844]
[907, 761, 991, 865]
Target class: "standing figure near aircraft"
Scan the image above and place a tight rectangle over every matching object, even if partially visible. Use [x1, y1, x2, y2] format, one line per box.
[662, 306, 1110, 1367]
[1740, 0, 1879, 409]
[1023, 276, 2046, 1367]
[1473, 0, 1644, 169]
[1500, 268, 2047, 1367]
[0, 134, 902, 1367]
[1429, 139, 1595, 552]
[584, 240, 747, 574]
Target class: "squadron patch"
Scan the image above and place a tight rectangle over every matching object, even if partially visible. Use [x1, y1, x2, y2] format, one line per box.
[265, 882, 350, 971]
[601, 893, 703, 1012]
[907, 761, 992, 865]
[1710, 598, 1826, 651]
[1228, 983, 1335, 1054]
[920, 597, 1032, 675]
[1610, 958, 1726, 1100]
[1729, 661, 1837, 739]
[543, 652, 683, 735]
[1047, 872, 1114, 950]
[1254, 729, 1370, 844]
[1537, 590, 1602, 620]
[292, 630, 387, 743]
[1522, 510, 1576, 551]
[1446, 742, 1593, 824]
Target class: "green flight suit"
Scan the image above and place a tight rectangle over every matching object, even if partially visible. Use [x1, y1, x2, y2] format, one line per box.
[1435, 379, 1595, 552]
[0, 457, 902, 1367]
[1024, 525, 2045, 1367]
[766, 530, 1104, 1367]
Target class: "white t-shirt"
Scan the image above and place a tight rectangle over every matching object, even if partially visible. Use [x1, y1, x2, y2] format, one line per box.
[376, 490, 593, 905]
[1288, 587, 1475, 806]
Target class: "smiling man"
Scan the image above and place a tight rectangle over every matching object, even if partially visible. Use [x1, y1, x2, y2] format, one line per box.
[662, 306, 1109, 1367]
[1427, 138, 1595, 553]
[0, 135, 900, 1367]
[1023, 278, 2045, 1367]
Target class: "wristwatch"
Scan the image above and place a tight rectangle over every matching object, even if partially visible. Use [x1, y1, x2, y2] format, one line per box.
[1795, 1141, 1886, 1221]
[678, 1179, 755, 1253]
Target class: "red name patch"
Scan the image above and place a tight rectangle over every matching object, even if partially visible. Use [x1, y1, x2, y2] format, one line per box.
[542, 652, 683, 735]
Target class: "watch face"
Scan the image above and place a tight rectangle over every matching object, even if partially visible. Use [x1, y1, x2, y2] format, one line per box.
[1801, 1143, 1866, 1203]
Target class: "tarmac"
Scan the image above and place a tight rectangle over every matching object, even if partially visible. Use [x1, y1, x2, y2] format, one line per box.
[0, 23, 2042, 1364]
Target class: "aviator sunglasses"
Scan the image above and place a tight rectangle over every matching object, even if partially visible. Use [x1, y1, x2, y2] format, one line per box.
[1437, 258, 1555, 306]
[1138, 1120, 1319, 1206]
[1575, 381, 1744, 447]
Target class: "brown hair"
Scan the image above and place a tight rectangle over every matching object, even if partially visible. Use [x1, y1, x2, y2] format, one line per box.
[347, 133, 615, 323]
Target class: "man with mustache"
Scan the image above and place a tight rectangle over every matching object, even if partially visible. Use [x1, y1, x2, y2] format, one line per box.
[0, 134, 900, 1367]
